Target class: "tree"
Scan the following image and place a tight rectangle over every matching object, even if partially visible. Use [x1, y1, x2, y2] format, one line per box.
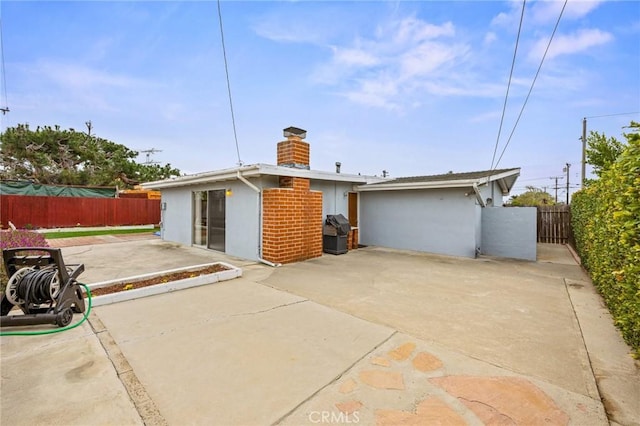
[0, 123, 180, 188]
[507, 186, 555, 207]
[586, 130, 626, 178]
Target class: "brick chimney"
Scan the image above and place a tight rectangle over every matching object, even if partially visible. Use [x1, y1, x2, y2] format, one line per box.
[277, 126, 310, 170]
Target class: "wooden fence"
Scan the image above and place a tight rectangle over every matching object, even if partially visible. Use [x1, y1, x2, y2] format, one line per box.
[0, 195, 160, 229]
[537, 205, 571, 244]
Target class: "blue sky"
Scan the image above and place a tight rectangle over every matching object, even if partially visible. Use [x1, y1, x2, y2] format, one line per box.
[2, 1, 639, 198]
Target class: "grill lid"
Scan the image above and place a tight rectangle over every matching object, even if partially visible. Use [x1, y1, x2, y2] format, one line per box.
[325, 214, 351, 236]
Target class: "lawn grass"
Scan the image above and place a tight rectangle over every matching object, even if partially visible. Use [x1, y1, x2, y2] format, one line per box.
[43, 227, 159, 239]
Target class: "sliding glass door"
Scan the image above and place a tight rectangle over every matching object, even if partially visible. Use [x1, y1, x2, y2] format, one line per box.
[192, 190, 225, 252]
[193, 191, 208, 246]
[207, 190, 225, 252]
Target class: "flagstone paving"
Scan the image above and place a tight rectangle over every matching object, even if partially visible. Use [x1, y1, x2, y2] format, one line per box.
[280, 334, 607, 425]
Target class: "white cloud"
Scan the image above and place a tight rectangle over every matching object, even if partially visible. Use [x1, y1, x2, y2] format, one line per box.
[528, 28, 613, 61]
[490, 0, 525, 27]
[343, 77, 400, 110]
[484, 32, 498, 46]
[400, 42, 467, 78]
[311, 16, 474, 109]
[253, 20, 326, 44]
[390, 17, 455, 44]
[418, 79, 506, 97]
[491, 0, 603, 30]
[530, 0, 603, 24]
[469, 110, 502, 123]
[332, 46, 380, 67]
[36, 61, 142, 91]
[252, 7, 348, 45]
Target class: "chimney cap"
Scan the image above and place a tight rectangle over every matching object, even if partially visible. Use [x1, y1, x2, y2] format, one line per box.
[283, 126, 307, 139]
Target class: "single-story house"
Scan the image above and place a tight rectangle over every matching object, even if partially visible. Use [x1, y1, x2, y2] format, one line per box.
[143, 127, 536, 264]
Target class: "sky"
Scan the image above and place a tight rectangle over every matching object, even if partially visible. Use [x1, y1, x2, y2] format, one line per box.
[1, 0, 639, 199]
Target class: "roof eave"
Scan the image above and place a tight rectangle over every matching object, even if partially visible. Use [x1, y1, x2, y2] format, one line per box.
[142, 163, 376, 189]
[141, 165, 261, 189]
[357, 179, 480, 192]
[357, 168, 521, 193]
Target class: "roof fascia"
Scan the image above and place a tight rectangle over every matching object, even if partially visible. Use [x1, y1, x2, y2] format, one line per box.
[356, 179, 481, 192]
[142, 165, 261, 189]
[484, 168, 520, 183]
[141, 163, 377, 189]
[357, 169, 520, 192]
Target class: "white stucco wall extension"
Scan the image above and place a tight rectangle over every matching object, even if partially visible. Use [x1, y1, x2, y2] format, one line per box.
[359, 188, 480, 258]
[481, 207, 537, 261]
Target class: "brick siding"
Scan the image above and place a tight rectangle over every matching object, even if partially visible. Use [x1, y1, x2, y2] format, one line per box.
[347, 228, 359, 250]
[262, 177, 323, 264]
[277, 137, 310, 169]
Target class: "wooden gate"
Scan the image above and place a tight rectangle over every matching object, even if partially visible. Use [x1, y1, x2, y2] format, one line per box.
[537, 205, 571, 244]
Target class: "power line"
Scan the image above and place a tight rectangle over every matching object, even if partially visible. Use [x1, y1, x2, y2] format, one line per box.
[490, 0, 526, 170]
[217, 0, 242, 166]
[493, 0, 568, 170]
[0, 10, 9, 115]
[585, 111, 640, 119]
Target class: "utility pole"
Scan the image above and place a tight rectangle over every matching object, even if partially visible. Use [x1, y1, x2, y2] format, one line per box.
[550, 176, 564, 203]
[581, 117, 587, 188]
[563, 163, 571, 204]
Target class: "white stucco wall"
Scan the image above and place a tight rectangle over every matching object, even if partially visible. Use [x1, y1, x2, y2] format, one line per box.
[160, 187, 192, 246]
[159, 179, 261, 261]
[225, 180, 260, 260]
[158, 174, 367, 261]
[359, 188, 480, 258]
[474, 203, 482, 257]
[311, 180, 354, 221]
[476, 182, 504, 207]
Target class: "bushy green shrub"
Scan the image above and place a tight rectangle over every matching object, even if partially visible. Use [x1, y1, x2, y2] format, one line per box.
[0, 230, 50, 293]
[572, 126, 640, 357]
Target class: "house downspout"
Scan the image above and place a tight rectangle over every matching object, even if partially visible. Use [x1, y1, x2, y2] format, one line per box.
[237, 171, 281, 267]
[473, 183, 486, 207]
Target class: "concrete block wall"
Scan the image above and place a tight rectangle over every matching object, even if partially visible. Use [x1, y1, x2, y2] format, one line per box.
[262, 177, 323, 264]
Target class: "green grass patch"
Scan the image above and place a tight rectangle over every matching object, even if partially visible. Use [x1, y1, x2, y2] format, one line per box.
[43, 228, 159, 239]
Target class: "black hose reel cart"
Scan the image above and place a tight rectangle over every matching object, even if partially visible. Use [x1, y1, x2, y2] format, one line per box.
[1, 248, 86, 328]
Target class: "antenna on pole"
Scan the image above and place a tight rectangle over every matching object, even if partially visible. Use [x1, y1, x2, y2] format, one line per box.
[140, 148, 163, 165]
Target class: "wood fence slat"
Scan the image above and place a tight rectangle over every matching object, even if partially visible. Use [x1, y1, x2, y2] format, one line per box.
[0, 195, 160, 229]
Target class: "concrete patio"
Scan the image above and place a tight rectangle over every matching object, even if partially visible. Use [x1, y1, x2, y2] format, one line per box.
[1, 238, 638, 425]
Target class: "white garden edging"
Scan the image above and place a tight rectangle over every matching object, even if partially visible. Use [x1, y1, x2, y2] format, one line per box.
[86, 262, 242, 307]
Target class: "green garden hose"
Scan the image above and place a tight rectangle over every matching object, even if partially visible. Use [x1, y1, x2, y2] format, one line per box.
[0, 283, 92, 337]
